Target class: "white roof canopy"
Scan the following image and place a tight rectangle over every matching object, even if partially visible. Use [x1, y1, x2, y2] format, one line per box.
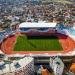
[19, 22, 57, 28]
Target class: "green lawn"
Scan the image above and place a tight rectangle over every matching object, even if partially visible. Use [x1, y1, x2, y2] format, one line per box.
[13, 35, 63, 51]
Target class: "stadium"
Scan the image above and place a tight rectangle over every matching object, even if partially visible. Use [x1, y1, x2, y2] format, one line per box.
[0, 22, 75, 75]
[0, 0, 75, 75]
[0, 22, 75, 55]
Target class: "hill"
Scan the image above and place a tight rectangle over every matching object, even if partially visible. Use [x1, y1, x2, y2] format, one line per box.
[41, 0, 75, 4]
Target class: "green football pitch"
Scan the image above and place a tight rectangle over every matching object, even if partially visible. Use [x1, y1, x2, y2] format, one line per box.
[13, 35, 63, 51]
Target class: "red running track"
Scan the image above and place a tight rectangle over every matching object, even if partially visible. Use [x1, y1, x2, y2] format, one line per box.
[1, 33, 75, 55]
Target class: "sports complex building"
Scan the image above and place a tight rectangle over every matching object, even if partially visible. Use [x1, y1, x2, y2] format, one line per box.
[0, 22, 75, 75]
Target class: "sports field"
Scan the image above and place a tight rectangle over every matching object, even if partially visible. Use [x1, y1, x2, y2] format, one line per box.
[13, 35, 63, 51]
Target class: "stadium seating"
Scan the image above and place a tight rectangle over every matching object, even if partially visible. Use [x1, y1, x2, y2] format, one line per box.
[5, 28, 15, 35]
[0, 32, 5, 43]
[66, 27, 75, 35]
[37, 28, 49, 32]
[20, 28, 49, 32]
[56, 23, 65, 30]
[0, 28, 16, 43]
[20, 28, 31, 32]
[56, 23, 75, 36]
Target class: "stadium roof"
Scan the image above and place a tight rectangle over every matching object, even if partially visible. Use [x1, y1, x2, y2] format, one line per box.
[19, 22, 57, 28]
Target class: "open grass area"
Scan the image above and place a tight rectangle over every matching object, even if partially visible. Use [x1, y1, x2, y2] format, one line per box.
[14, 35, 63, 51]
